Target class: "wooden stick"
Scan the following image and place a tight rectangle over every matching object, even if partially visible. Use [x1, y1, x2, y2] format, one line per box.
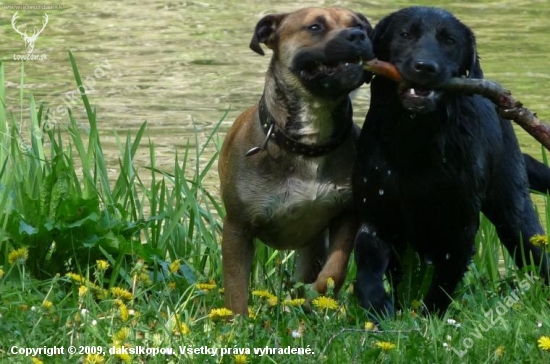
[363, 59, 550, 151]
[364, 59, 402, 83]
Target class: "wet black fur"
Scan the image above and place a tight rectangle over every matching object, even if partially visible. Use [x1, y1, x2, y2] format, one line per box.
[353, 6, 549, 318]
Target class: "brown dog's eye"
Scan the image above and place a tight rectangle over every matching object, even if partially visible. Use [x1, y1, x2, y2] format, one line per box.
[400, 31, 411, 39]
[308, 24, 322, 32]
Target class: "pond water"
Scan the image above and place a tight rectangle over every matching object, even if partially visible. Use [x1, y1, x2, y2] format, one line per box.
[1, 0, 550, 197]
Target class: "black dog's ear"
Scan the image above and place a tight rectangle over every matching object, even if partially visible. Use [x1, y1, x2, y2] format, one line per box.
[249, 13, 287, 56]
[352, 12, 374, 85]
[371, 14, 393, 61]
[466, 32, 483, 78]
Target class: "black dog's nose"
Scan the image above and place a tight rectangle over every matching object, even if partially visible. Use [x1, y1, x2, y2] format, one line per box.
[413, 59, 439, 75]
[346, 29, 367, 44]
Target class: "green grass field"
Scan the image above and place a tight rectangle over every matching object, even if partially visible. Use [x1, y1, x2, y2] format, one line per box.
[1, 56, 550, 363]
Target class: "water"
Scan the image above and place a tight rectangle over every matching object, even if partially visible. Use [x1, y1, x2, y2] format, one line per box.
[1, 0, 549, 195]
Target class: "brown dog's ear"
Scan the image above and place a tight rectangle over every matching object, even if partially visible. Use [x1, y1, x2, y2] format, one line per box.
[249, 13, 287, 56]
[355, 12, 374, 38]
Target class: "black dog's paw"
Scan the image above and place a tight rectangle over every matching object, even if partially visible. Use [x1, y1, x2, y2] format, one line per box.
[354, 281, 394, 323]
[353, 224, 394, 322]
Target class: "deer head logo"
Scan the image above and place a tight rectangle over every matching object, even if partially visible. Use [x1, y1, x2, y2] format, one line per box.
[11, 11, 49, 54]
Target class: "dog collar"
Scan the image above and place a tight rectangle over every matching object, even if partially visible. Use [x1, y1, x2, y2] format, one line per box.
[246, 95, 353, 157]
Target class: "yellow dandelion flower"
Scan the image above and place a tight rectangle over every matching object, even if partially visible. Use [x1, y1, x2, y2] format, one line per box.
[169, 259, 181, 274]
[495, 345, 505, 357]
[375, 341, 396, 351]
[365, 321, 377, 331]
[167, 282, 177, 290]
[196, 282, 217, 291]
[174, 322, 190, 335]
[114, 299, 124, 307]
[326, 277, 335, 290]
[42, 300, 53, 310]
[0, 268, 4, 279]
[31, 358, 44, 364]
[538, 336, 550, 351]
[79, 286, 89, 298]
[283, 298, 305, 307]
[111, 287, 133, 301]
[66, 272, 87, 284]
[209, 308, 233, 320]
[137, 272, 152, 285]
[248, 307, 255, 319]
[119, 303, 129, 322]
[234, 354, 248, 363]
[268, 296, 278, 306]
[312, 296, 339, 310]
[252, 290, 276, 300]
[96, 288, 109, 300]
[96, 260, 109, 271]
[530, 235, 549, 247]
[113, 327, 131, 343]
[8, 247, 29, 264]
[113, 347, 131, 363]
[83, 353, 105, 364]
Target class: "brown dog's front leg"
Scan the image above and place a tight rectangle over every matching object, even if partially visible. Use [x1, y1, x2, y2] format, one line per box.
[312, 214, 357, 295]
[295, 234, 327, 285]
[222, 217, 254, 315]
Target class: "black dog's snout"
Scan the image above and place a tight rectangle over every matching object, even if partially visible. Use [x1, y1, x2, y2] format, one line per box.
[413, 59, 440, 75]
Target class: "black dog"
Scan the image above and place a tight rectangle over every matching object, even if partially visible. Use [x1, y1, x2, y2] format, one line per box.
[353, 6, 549, 317]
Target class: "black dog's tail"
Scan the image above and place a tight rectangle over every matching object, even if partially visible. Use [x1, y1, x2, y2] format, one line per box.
[524, 153, 550, 194]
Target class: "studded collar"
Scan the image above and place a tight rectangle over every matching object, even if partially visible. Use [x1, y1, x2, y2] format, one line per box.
[245, 95, 353, 157]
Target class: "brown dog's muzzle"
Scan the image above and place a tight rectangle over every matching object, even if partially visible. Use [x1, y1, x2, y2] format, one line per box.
[291, 28, 374, 97]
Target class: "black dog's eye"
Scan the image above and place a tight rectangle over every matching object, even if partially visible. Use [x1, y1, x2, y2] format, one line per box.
[400, 31, 411, 39]
[444, 37, 456, 45]
[308, 24, 322, 32]
[355, 23, 365, 30]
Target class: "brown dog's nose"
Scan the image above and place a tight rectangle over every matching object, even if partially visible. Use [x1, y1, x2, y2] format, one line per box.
[346, 29, 367, 44]
[413, 59, 440, 75]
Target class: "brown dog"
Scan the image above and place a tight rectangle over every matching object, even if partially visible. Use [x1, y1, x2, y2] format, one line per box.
[218, 7, 374, 315]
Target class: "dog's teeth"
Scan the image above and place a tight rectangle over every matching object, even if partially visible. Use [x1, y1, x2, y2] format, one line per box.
[344, 62, 349, 67]
[357, 59, 363, 66]
[409, 88, 416, 95]
[428, 90, 435, 97]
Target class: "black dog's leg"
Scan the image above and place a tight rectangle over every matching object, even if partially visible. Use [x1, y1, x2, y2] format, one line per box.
[423, 248, 473, 314]
[485, 195, 549, 282]
[354, 223, 394, 319]
[524, 153, 550, 194]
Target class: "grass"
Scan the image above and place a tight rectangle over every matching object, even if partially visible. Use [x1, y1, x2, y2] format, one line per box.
[1, 55, 550, 364]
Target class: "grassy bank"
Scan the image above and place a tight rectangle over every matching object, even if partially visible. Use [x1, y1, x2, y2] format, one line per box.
[1, 56, 550, 363]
